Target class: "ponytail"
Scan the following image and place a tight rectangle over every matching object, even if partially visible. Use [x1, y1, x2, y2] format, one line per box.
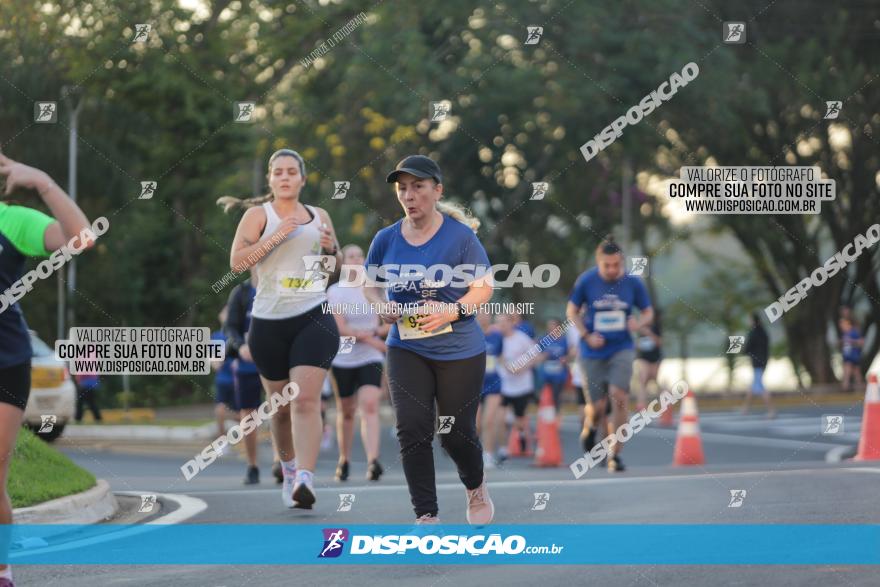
[216, 193, 273, 213]
[437, 200, 480, 232]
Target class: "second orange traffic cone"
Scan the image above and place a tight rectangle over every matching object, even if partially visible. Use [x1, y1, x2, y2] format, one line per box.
[673, 390, 705, 466]
[855, 373, 880, 461]
[659, 390, 675, 427]
[534, 385, 562, 467]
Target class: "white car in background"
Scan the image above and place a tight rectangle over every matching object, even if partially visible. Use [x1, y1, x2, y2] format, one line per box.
[23, 331, 76, 441]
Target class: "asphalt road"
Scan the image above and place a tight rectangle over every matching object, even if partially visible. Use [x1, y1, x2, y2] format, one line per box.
[14, 403, 880, 586]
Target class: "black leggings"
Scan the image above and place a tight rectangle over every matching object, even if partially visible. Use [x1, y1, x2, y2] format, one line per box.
[386, 347, 485, 518]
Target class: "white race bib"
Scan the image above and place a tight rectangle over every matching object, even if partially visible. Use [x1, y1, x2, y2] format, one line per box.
[637, 336, 657, 352]
[543, 360, 564, 374]
[594, 310, 626, 332]
[486, 355, 497, 372]
[397, 313, 453, 340]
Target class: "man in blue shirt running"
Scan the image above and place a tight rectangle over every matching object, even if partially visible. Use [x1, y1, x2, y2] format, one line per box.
[566, 236, 653, 473]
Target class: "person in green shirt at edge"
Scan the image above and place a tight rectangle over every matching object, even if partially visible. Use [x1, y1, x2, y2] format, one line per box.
[0, 152, 94, 587]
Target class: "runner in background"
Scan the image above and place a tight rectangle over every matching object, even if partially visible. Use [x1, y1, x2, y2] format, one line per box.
[320, 375, 335, 451]
[565, 312, 590, 432]
[0, 152, 94, 587]
[224, 273, 264, 484]
[477, 311, 504, 469]
[741, 312, 775, 418]
[513, 312, 536, 338]
[634, 308, 663, 412]
[73, 356, 102, 423]
[210, 306, 235, 454]
[327, 244, 388, 482]
[566, 236, 653, 473]
[839, 315, 864, 392]
[498, 314, 542, 454]
[539, 318, 569, 419]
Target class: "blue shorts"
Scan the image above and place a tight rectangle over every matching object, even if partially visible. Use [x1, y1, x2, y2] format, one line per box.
[751, 367, 765, 395]
[215, 381, 236, 409]
[235, 372, 263, 410]
[481, 376, 502, 398]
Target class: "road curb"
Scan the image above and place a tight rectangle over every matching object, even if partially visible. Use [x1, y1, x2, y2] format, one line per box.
[65, 423, 216, 442]
[13, 478, 118, 525]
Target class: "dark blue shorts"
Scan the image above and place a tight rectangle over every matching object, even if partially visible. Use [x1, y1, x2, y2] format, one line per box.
[235, 372, 263, 410]
[215, 381, 236, 410]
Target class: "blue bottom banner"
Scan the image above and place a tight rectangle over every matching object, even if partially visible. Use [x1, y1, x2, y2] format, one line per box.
[3, 524, 879, 565]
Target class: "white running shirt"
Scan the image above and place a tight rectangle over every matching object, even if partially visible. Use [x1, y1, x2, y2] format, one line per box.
[251, 202, 328, 320]
[326, 284, 384, 368]
[499, 330, 535, 397]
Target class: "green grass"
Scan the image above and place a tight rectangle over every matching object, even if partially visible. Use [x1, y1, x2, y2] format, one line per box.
[8, 428, 96, 508]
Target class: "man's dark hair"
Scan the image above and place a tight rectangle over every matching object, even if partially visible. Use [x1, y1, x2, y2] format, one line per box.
[597, 235, 622, 256]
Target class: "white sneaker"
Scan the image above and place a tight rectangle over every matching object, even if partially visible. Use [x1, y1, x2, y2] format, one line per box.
[320, 427, 334, 451]
[282, 475, 295, 509]
[482, 451, 496, 469]
[292, 470, 316, 509]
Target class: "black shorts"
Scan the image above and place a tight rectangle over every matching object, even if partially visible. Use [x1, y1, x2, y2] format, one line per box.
[247, 304, 339, 381]
[235, 372, 263, 410]
[331, 363, 383, 398]
[502, 394, 532, 418]
[0, 360, 31, 410]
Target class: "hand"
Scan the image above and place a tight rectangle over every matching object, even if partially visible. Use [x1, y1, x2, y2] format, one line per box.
[378, 303, 401, 324]
[319, 222, 336, 254]
[271, 216, 300, 242]
[415, 300, 457, 332]
[585, 332, 605, 349]
[627, 316, 640, 333]
[0, 153, 52, 196]
[239, 344, 253, 362]
[353, 329, 374, 342]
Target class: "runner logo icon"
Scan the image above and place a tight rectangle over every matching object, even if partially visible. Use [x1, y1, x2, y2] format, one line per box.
[524, 26, 543, 45]
[38, 414, 56, 433]
[437, 416, 455, 434]
[727, 336, 744, 353]
[728, 490, 747, 508]
[531, 492, 549, 511]
[822, 415, 844, 435]
[319, 528, 349, 558]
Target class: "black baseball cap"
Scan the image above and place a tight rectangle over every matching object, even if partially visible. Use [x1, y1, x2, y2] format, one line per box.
[386, 155, 442, 184]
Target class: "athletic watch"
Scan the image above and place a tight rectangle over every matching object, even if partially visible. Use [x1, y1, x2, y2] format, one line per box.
[454, 302, 472, 321]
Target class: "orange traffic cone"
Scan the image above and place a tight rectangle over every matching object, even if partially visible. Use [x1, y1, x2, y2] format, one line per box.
[534, 385, 562, 467]
[506, 415, 533, 457]
[673, 390, 705, 465]
[659, 391, 675, 427]
[855, 373, 880, 461]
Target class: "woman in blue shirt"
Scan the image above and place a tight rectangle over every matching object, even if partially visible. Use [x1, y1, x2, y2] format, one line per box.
[364, 155, 495, 525]
[0, 153, 94, 587]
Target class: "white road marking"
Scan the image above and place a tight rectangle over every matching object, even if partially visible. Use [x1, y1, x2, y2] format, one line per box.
[186, 466, 858, 496]
[10, 492, 207, 559]
[637, 427, 851, 451]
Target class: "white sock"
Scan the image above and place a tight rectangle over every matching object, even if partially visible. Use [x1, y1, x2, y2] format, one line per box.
[0, 566, 12, 580]
[296, 469, 313, 485]
[281, 458, 297, 478]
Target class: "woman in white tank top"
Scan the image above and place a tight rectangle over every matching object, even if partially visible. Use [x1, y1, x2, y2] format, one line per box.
[218, 149, 342, 510]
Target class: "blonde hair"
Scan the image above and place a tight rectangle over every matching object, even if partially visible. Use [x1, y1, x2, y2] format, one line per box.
[216, 149, 307, 213]
[437, 199, 480, 232]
